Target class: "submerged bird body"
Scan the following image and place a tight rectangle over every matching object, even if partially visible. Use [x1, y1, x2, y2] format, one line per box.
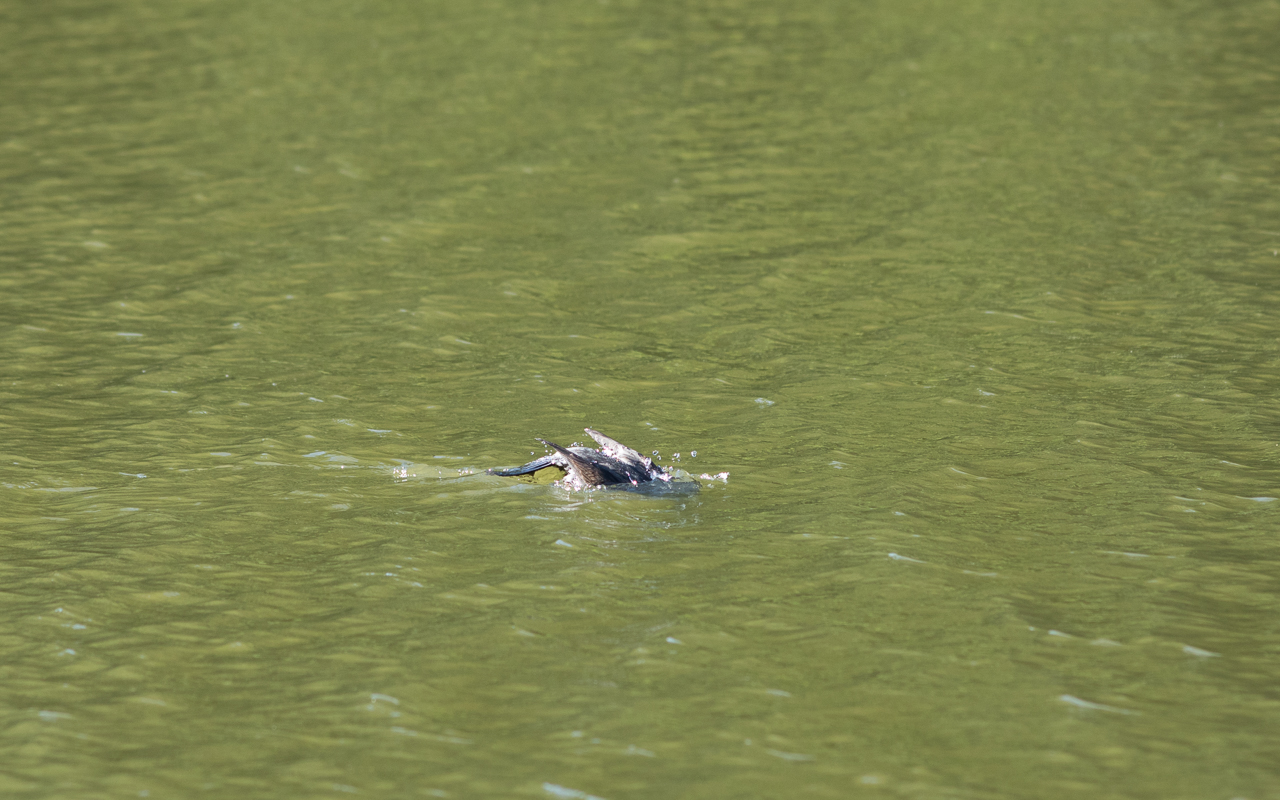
[489, 428, 670, 489]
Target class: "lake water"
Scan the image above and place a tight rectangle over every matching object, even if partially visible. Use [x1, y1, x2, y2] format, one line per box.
[2, 0, 1278, 797]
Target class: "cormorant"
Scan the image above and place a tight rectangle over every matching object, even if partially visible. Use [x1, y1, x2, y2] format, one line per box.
[488, 428, 671, 489]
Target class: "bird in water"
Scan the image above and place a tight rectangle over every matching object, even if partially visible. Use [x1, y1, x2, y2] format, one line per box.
[488, 428, 672, 490]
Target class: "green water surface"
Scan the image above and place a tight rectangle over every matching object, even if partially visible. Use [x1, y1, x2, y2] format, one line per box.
[2, 0, 1279, 797]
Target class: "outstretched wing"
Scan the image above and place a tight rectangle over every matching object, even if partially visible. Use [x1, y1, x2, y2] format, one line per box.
[487, 437, 573, 477]
[487, 452, 564, 477]
[538, 438, 632, 485]
[584, 428, 647, 464]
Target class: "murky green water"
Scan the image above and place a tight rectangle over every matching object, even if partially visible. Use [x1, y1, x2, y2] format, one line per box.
[3, 0, 1279, 797]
